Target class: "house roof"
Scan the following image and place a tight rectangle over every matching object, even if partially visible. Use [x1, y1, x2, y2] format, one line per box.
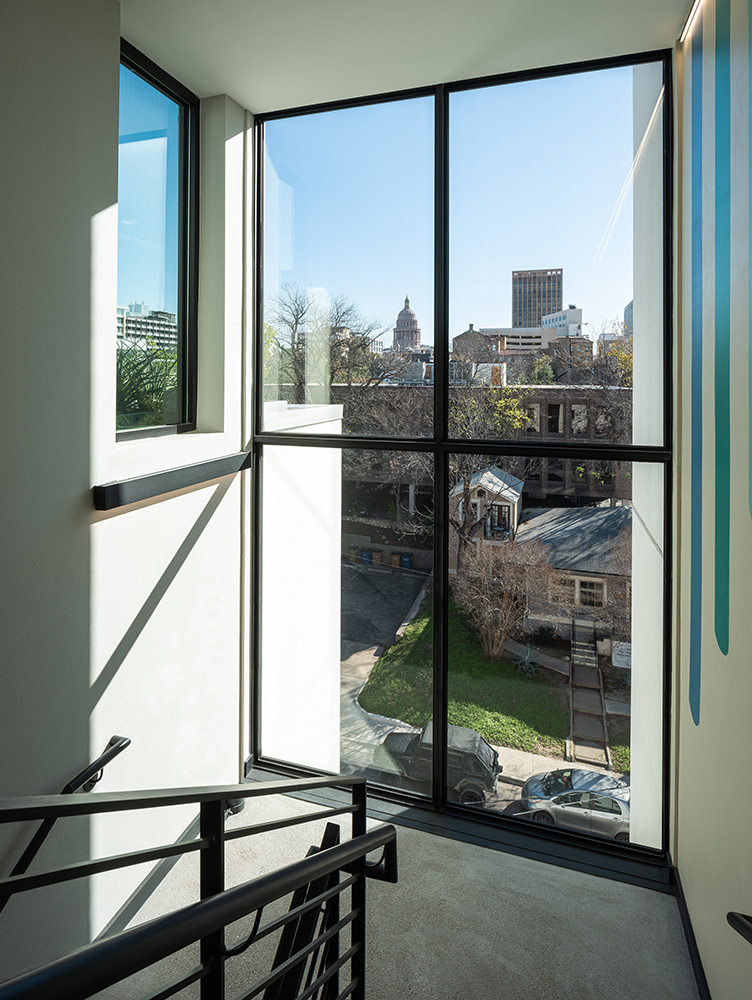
[450, 466, 523, 504]
[515, 506, 632, 576]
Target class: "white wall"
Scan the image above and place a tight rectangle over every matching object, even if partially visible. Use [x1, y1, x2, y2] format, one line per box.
[0, 1, 252, 978]
[260, 404, 343, 772]
[674, 6, 752, 996]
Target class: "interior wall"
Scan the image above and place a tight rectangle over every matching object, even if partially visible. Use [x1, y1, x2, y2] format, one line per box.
[675, 2, 752, 996]
[0, 0, 250, 979]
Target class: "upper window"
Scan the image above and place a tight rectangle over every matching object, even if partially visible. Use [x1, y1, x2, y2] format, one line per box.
[117, 43, 198, 433]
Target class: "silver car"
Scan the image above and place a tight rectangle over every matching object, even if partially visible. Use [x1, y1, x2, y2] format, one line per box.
[520, 768, 630, 842]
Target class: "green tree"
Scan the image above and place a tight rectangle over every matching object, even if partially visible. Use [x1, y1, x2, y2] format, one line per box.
[529, 353, 555, 384]
[116, 339, 178, 429]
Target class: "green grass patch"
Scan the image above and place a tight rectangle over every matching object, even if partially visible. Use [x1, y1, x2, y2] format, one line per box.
[359, 594, 568, 757]
[607, 715, 631, 775]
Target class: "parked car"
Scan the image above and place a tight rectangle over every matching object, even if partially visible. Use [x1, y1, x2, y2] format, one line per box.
[373, 722, 502, 805]
[520, 767, 630, 841]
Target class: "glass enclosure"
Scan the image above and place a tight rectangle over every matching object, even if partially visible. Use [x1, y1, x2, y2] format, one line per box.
[257, 56, 669, 853]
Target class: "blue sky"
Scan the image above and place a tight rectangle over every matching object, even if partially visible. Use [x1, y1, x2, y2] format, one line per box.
[265, 64, 658, 346]
[117, 65, 180, 316]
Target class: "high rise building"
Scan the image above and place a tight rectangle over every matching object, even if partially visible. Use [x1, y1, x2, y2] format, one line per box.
[392, 295, 422, 352]
[512, 268, 563, 327]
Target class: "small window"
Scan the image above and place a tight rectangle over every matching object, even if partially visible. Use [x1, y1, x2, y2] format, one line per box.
[547, 402, 563, 434]
[571, 403, 588, 434]
[526, 403, 541, 433]
[579, 580, 605, 607]
[117, 42, 198, 434]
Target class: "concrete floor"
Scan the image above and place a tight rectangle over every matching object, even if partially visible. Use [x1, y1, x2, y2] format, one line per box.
[97, 794, 700, 1000]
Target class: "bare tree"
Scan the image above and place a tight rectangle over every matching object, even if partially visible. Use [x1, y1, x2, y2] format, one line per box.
[266, 284, 390, 406]
[451, 538, 566, 660]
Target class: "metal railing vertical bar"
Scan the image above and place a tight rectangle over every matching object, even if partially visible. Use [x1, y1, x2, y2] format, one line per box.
[350, 782, 367, 1000]
[199, 798, 226, 999]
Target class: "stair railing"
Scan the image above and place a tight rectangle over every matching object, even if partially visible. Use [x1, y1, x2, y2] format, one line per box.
[0, 734, 130, 917]
[0, 775, 394, 999]
[0, 821, 397, 1000]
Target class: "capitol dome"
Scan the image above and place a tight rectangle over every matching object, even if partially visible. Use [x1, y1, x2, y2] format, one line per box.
[392, 295, 422, 352]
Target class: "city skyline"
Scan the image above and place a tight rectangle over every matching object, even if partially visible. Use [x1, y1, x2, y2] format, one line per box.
[264, 63, 643, 346]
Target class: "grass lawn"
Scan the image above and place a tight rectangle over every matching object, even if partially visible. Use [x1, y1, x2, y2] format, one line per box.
[607, 715, 631, 775]
[359, 593, 569, 757]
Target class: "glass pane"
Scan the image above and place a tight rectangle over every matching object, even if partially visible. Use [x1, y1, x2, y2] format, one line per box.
[449, 62, 664, 447]
[260, 442, 434, 790]
[447, 453, 664, 849]
[263, 98, 434, 437]
[117, 64, 182, 429]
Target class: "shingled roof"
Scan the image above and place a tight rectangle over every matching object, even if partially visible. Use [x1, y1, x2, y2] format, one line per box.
[515, 505, 632, 576]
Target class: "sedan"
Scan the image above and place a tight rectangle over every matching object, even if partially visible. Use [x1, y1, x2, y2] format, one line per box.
[520, 768, 630, 841]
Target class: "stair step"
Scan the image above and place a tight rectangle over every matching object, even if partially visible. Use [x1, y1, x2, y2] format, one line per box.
[572, 688, 603, 714]
[572, 712, 605, 741]
[572, 665, 600, 688]
[573, 740, 609, 765]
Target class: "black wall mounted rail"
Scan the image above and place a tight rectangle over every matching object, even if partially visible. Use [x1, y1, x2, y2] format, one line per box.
[0, 776, 394, 1000]
[92, 452, 252, 510]
[727, 911, 752, 946]
[0, 735, 130, 917]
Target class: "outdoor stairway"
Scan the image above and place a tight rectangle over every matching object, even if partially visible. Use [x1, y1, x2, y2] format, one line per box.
[569, 620, 611, 768]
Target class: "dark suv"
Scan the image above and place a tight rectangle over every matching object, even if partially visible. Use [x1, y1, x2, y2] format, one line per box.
[374, 722, 502, 805]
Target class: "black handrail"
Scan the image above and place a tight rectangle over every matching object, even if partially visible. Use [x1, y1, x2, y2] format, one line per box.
[0, 820, 396, 1000]
[0, 775, 386, 999]
[0, 735, 130, 917]
[727, 911, 752, 946]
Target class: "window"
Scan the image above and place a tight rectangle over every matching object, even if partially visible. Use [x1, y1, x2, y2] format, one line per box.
[117, 43, 198, 433]
[579, 579, 605, 607]
[254, 53, 669, 860]
[526, 403, 541, 433]
[547, 402, 563, 434]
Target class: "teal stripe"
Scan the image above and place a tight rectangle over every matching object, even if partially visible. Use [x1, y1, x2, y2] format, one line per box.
[715, 0, 731, 656]
[690, 20, 704, 724]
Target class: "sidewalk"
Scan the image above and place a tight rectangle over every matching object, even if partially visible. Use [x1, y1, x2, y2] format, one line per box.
[492, 744, 570, 788]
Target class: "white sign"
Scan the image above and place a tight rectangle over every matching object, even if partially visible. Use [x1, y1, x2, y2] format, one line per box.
[612, 642, 632, 669]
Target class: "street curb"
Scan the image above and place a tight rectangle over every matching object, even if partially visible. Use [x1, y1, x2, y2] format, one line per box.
[497, 774, 526, 788]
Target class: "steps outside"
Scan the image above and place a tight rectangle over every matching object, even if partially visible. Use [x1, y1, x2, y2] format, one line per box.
[568, 620, 612, 769]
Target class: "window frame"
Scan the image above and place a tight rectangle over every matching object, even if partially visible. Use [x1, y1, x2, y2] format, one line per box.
[116, 40, 199, 439]
[250, 48, 674, 880]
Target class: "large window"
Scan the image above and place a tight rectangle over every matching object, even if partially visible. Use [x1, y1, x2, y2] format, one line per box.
[117, 43, 198, 433]
[254, 53, 670, 860]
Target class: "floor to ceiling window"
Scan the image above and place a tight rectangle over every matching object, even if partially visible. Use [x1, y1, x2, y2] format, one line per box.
[254, 52, 670, 857]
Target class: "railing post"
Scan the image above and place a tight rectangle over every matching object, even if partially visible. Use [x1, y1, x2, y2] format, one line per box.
[200, 798, 226, 999]
[351, 781, 367, 1000]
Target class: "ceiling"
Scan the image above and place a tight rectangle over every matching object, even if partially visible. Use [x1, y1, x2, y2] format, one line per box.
[120, 0, 690, 114]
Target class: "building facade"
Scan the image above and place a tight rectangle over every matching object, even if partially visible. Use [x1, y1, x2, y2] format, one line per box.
[512, 268, 563, 327]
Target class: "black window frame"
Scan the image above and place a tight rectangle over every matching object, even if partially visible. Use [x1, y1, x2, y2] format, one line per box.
[116, 40, 199, 440]
[250, 48, 673, 886]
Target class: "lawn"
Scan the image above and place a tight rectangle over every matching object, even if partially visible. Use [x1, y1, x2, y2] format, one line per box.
[606, 715, 631, 775]
[358, 592, 569, 757]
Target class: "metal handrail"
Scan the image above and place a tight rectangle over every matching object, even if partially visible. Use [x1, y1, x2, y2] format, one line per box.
[0, 735, 130, 917]
[0, 818, 396, 1000]
[727, 911, 752, 946]
[0, 774, 383, 999]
